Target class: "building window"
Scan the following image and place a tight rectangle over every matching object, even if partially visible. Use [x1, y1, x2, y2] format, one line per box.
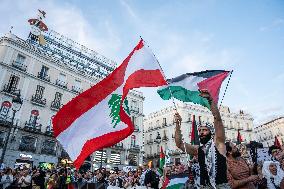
[35, 85, 45, 99]
[51, 92, 63, 110]
[156, 120, 160, 127]
[19, 135, 37, 152]
[7, 75, 20, 92]
[38, 65, 50, 81]
[163, 118, 167, 126]
[25, 110, 41, 131]
[16, 54, 26, 64]
[40, 65, 49, 77]
[131, 135, 136, 147]
[46, 115, 55, 132]
[0, 101, 12, 119]
[41, 140, 56, 155]
[56, 73, 67, 88]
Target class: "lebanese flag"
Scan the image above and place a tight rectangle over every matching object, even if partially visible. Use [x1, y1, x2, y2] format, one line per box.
[53, 39, 167, 168]
[157, 70, 230, 109]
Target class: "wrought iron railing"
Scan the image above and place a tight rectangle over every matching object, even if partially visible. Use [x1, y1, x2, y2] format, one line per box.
[31, 95, 46, 106]
[12, 61, 27, 71]
[50, 101, 62, 111]
[2, 84, 21, 96]
[55, 79, 67, 89]
[24, 122, 42, 132]
[71, 86, 83, 94]
[37, 72, 50, 82]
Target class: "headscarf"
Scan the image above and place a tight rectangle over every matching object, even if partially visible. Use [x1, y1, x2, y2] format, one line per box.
[262, 161, 284, 189]
[198, 122, 215, 135]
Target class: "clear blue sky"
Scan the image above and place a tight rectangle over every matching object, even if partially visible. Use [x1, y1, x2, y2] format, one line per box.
[0, 0, 283, 125]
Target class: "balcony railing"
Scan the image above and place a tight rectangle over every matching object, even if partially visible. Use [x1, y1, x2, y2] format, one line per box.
[45, 127, 54, 136]
[111, 143, 124, 149]
[31, 95, 46, 107]
[2, 84, 21, 96]
[55, 79, 67, 89]
[24, 122, 42, 132]
[130, 106, 139, 113]
[50, 101, 62, 111]
[37, 72, 50, 82]
[12, 61, 27, 72]
[71, 86, 83, 94]
[19, 143, 36, 153]
[148, 139, 153, 144]
[134, 126, 139, 132]
[162, 136, 169, 141]
[129, 145, 140, 152]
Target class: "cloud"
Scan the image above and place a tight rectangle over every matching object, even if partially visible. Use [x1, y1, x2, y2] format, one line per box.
[0, 0, 122, 62]
[119, 0, 138, 19]
[259, 18, 284, 32]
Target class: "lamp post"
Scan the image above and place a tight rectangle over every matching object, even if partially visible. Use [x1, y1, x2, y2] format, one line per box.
[0, 94, 23, 164]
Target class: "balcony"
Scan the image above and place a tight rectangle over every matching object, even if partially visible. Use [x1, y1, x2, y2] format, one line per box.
[37, 72, 50, 82]
[129, 145, 140, 152]
[12, 61, 27, 72]
[50, 101, 62, 111]
[71, 86, 83, 94]
[24, 122, 42, 133]
[162, 136, 169, 141]
[19, 143, 36, 153]
[111, 143, 124, 150]
[55, 79, 67, 89]
[2, 84, 21, 97]
[130, 106, 139, 114]
[31, 95, 46, 107]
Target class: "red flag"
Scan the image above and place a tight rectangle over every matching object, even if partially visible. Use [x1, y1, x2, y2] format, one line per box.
[274, 136, 281, 147]
[237, 129, 243, 144]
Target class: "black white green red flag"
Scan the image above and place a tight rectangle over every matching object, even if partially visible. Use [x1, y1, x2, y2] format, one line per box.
[157, 70, 230, 109]
[53, 39, 167, 168]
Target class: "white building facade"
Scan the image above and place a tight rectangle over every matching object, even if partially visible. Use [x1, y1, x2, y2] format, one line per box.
[143, 102, 254, 164]
[255, 117, 284, 147]
[0, 29, 144, 169]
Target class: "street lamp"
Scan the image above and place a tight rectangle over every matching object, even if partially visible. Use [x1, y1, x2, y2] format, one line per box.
[0, 94, 23, 164]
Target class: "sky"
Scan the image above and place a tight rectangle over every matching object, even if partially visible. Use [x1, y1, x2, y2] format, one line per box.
[0, 0, 283, 125]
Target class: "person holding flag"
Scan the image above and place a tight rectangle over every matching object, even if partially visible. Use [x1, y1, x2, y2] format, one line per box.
[174, 89, 230, 189]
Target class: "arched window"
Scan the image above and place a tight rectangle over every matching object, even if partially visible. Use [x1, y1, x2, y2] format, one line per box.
[0, 101, 12, 119]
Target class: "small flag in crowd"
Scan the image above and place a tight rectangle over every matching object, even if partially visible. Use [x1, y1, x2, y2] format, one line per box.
[190, 115, 199, 145]
[157, 70, 230, 109]
[53, 39, 167, 168]
[162, 173, 189, 189]
[158, 146, 165, 175]
[274, 136, 281, 147]
[237, 129, 243, 145]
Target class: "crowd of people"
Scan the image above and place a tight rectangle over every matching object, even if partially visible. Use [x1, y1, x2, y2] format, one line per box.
[1, 90, 284, 189]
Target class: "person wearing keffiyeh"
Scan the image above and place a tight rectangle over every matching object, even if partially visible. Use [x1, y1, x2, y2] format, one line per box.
[174, 89, 230, 189]
[262, 161, 284, 189]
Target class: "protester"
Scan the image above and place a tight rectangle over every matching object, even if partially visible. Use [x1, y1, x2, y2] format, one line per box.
[175, 89, 230, 188]
[226, 142, 260, 189]
[262, 161, 284, 189]
[0, 167, 13, 189]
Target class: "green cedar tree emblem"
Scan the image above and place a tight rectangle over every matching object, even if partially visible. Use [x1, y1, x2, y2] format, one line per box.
[108, 94, 130, 128]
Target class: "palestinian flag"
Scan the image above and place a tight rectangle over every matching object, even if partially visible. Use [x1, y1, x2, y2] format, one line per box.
[190, 115, 199, 145]
[158, 146, 165, 175]
[157, 70, 230, 109]
[162, 173, 189, 189]
[53, 39, 167, 168]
